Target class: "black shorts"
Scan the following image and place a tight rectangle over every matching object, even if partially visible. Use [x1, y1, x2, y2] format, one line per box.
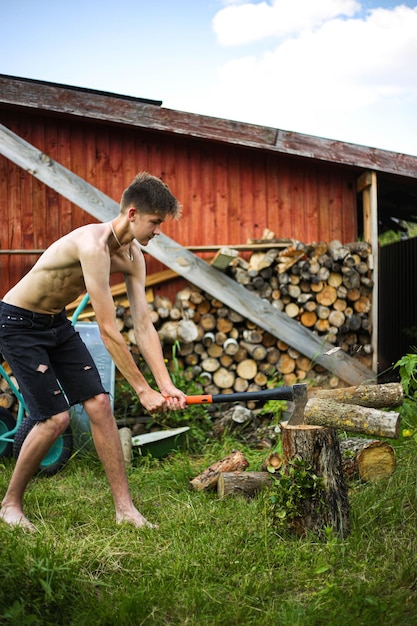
[0, 302, 106, 421]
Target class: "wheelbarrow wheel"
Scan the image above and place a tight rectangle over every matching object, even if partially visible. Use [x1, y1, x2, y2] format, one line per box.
[0, 407, 16, 458]
[13, 416, 73, 476]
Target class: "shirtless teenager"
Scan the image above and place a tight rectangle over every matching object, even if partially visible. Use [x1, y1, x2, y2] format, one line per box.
[0, 172, 187, 532]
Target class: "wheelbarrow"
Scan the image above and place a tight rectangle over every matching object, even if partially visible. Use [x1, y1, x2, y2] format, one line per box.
[0, 293, 114, 475]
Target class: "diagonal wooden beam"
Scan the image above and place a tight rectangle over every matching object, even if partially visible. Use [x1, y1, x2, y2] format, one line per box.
[0, 123, 375, 385]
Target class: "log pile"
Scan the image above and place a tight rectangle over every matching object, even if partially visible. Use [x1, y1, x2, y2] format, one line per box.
[128, 287, 330, 395]
[112, 238, 374, 400]
[228, 239, 373, 365]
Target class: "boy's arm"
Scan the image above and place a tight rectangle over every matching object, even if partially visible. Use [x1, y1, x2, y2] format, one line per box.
[81, 246, 183, 413]
[124, 252, 187, 408]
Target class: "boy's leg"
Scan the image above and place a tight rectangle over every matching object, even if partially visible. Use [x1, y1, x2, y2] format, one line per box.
[0, 411, 70, 531]
[83, 393, 156, 528]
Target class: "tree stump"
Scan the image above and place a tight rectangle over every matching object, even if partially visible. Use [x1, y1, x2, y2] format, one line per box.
[280, 422, 349, 538]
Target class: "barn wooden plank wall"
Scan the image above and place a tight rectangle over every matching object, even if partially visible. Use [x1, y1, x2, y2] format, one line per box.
[0, 111, 358, 294]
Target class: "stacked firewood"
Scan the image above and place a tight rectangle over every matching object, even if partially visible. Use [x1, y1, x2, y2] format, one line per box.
[118, 238, 373, 396]
[228, 239, 373, 358]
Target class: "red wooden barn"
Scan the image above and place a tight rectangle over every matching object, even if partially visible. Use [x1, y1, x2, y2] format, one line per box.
[1, 74, 417, 377]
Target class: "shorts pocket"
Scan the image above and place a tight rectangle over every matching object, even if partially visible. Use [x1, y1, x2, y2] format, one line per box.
[0, 314, 34, 330]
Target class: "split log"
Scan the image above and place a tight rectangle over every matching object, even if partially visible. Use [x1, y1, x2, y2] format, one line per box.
[223, 338, 239, 355]
[304, 398, 400, 438]
[211, 247, 239, 270]
[310, 383, 403, 408]
[316, 285, 337, 306]
[200, 313, 217, 331]
[240, 341, 267, 361]
[328, 240, 350, 262]
[254, 371, 268, 386]
[354, 296, 371, 314]
[328, 272, 343, 287]
[190, 450, 249, 491]
[346, 241, 371, 257]
[315, 319, 330, 333]
[236, 359, 257, 380]
[242, 328, 263, 343]
[266, 347, 280, 364]
[284, 302, 300, 318]
[328, 310, 345, 328]
[201, 357, 221, 373]
[339, 438, 396, 482]
[261, 451, 283, 473]
[217, 317, 234, 334]
[202, 332, 215, 347]
[277, 354, 296, 374]
[212, 367, 236, 389]
[158, 320, 199, 343]
[300, 311, 317, 328]
[280, 422, 349, 538]
[233, 377, 249, 392]
[207, 343, 223, 358]
[342, 268, 360, 289]
[212, 406, 253, 436]
[0, 392, 15, 409]
[217, 471, 272, 498]
[119, 427, 133, 469]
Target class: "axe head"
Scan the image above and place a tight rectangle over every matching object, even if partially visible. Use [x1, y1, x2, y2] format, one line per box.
[287, 383, 308, 425]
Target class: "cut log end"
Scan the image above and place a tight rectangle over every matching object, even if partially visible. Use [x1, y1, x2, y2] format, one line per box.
[190, 450, 250, 491]
[339, 438, 396, 482]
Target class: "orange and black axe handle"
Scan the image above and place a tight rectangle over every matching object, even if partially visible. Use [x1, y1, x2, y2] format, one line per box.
[185, 386, 294, 405]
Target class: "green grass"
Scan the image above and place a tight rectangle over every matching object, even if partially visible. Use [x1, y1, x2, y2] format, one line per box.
[1, 430, 417, 625]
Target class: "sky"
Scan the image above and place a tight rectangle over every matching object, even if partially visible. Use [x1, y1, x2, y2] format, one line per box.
[1, 0, 417, 156]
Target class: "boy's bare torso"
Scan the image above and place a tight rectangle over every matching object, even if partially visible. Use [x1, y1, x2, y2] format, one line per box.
[3, 223, 138, 314]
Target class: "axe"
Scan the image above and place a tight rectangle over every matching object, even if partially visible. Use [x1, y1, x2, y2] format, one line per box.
[185, 383, 307, 425]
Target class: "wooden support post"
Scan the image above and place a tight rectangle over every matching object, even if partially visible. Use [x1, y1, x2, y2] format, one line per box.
[280, 422, 349, 538]
[357, 171, 378, 372]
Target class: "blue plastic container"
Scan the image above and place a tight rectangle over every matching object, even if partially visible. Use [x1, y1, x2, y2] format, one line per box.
[70, 322, 115, 453]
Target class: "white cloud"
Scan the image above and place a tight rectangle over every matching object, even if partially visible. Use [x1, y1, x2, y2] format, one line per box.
[213, 0, 360, 45]
[205, 3, 417, 152]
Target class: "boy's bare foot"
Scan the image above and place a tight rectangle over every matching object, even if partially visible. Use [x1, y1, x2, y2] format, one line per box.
[116, 508, 158, 529]
[0, 504, 37, 532]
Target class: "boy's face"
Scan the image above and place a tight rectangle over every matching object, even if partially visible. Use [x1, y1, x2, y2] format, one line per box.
[129, 208, 165, 245]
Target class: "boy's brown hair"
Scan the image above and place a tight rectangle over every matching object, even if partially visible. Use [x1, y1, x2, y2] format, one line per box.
[120, 172, 182, 219]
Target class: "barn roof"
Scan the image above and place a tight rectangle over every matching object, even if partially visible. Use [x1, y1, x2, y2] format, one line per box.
[1, 73, 417, 230]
